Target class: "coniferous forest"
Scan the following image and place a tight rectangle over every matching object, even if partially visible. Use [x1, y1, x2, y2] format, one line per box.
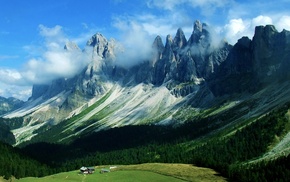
[0, 103, 290, 181]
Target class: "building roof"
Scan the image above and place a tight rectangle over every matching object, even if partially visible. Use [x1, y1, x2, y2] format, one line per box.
[80, 167, 87, 171]
[80, 166, 95, 171]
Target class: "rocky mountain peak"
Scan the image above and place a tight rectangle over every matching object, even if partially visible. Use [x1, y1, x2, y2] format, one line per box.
[86, 33, 112, 59]
[237, 36, 252, 48]
[254, 25, 278, 38]
[193, 20, 203, 34]
[64, 41, 80, 51]
[173, 28, 187, 49]
[152, 35, 165, 63]
[86, 33, 107, 47]
[165, 35, 173, 48]
[252, 25, 290, 82]
[152, 35, 165, 53]
[188, 20, 210, 47]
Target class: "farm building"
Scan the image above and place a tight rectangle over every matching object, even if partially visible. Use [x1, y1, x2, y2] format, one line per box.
[100, 168, 110, 173]
[80, 166, 95, 174]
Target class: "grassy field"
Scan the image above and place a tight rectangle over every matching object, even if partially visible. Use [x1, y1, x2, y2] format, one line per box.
[117, 163, 226, 182]
[0, 163, 226, 182]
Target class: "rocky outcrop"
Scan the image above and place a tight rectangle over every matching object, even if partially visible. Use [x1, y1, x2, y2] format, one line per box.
[64, 41, 80, 51]
[208, 36, 255, 96]
[86, 33, 115, 59]
[208, 25, 290, 96]
[252, 25, 290, 82]
[152, 35, 165, 64]
[150, 20, 230, 96]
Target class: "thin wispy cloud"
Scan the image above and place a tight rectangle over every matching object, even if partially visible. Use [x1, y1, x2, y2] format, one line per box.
[147, 0, 231, 16]
[0, 55, 19, 60]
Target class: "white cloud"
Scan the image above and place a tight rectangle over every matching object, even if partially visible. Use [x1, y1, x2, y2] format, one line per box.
[223, 18, 248, 44]
[0, 69, 22, 84]
[112, 10, 202, 67]
[251, 15, 273, 26]
[20, 25, 91, 84]
[0, 82, 31, 101]
[0, 25, 93, 100]
[222, 14, 290, 45]
[112, 17, 155, 67]
[112, 11, 194, 48]
[20, 49, 90, 84]
[39, 24, 64, 38]
[276, 15, 290, 31]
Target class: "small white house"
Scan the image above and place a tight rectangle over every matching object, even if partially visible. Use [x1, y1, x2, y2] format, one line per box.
[80, 166, 95, 174]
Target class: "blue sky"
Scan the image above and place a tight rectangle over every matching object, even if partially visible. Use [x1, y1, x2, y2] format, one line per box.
[0, 0, 290, 100]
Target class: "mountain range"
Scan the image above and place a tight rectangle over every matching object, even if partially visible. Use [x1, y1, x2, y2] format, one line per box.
[1, 20, 290, 158]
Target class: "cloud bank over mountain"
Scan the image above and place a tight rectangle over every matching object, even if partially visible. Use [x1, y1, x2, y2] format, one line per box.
[0, 0, 289, 100]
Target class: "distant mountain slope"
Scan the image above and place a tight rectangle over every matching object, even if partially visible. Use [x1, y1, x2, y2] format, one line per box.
[0, 96, 24, 116]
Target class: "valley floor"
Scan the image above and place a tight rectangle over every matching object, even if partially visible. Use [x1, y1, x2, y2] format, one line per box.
[0, 163, 226, 182]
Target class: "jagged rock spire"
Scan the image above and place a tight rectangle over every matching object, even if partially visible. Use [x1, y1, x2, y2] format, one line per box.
[163, 35, 176, 61]
[173, 28, 187, 49]
[152, 35, 165, 54]
[188, 20, 211, 47]
[165, 34, 173, 48]
[87, 33, 108, 47]
[193, 20, 203, 34]
[86, 33, 115, 59]
[86, 33, 108, 58]
[152, 35, 165, 63]
[64, 41, 80, 51]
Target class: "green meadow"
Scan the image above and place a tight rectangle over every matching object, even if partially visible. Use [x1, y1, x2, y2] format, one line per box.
[1, 163, 226, 182]
[15, 170, 183, 182]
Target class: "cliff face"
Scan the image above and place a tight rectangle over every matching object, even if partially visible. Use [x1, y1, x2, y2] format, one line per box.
[208, 25, 290, 96]
[252, 25, 290, 81]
